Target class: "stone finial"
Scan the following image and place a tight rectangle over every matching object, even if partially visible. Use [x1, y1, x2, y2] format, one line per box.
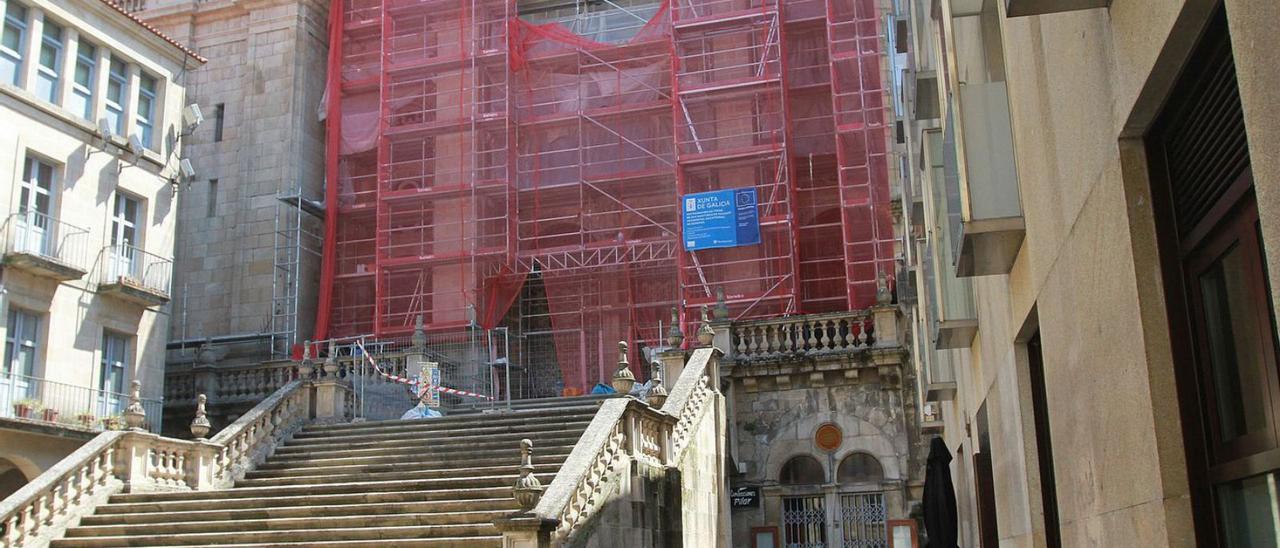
[611, 341, 636, 394]
[123, 380, 146, 431]
[714, 287, 730, 320]
[513, 438, 543, 511]
[190, 394, 211, 439]
[323, 339, 339, 375]
[196, 338, 217, 365]
[876, 271, 892, 305]
[298, 340, 315, 378]
[411, 315, 427, 351]
[647, 360, 668, 408]
[666, 307, 684, 348]
[696, 305, 716, 346]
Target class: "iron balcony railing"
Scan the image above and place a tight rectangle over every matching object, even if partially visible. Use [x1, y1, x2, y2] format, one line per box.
[1, 211, 91, 272]
[0, 371, 163, 433]
[98, 244, 173, 296]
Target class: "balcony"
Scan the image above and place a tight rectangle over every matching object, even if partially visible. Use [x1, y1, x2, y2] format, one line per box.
[0, 371, 163, 433]
[0, 212, 90, 281]
[951, 0, 1025, 276]
[97, 244, 173, 307]
[1003, 0, 1109, 17]
[926, 119, 977, 350]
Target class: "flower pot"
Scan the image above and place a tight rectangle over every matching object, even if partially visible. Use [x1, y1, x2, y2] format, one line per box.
[13, 404, 33, 419]
[40, 408, 58, 422]
[77, 414, 96, 428]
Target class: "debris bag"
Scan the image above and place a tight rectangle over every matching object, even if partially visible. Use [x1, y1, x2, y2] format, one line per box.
[591, 383, 617, 395]
[400, 403, 443, 420]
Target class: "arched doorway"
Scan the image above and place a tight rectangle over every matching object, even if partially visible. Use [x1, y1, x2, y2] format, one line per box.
[0, 457, 30, 500]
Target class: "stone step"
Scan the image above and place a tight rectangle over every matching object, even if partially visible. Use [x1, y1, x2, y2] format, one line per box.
[66, 511, 506, 538]
[281, 420, 593, 448]
[81, 498, 516, 524]
[243, 449, 574, 479]
[257, 440, 578, 466]
[51, 524, 502, 547]
[103, 488, 511, 514]
[298, 406, 600, 436]
[235, 462, 564, 488]
[273, 426, 587, 455]
[447, 394, 612, 415]
[268, 431, 584, 460]
[108, 474, 555, 504]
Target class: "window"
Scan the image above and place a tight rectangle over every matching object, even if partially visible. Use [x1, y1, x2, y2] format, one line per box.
[0, 1, 25, 86]
[99, 331, 128, 395]
[69, 40, 96, 119]
[836, 453, 884, 484]
[18, 155, 56, 255]
[34, 19, 61, 103]
[779, 455, 826, 485]
[105, 56, 127, 136]
[108, 193, 140, 280]
[1026, 334, 1062, 548]
[206, 179, 218, 218]
[974, 404, 999, 547]
[4, 308, 40, 379]
[136, 73, 156, 149]
[97, 330, 129, 416]
[1147, 8, 1277, 546]
[781, 495, 826, 548]
[213, 103, 224, 142]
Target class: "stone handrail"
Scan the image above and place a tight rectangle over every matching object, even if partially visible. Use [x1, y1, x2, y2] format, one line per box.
[729, 309, 880, 360]
[660, 346, 720, 459]
[0, 381, 306, 547]
[527, 347, 720, 544]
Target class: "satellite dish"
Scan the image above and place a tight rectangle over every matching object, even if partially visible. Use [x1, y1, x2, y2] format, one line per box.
[179, 159, 195, 179]
[127, 134, 144, 154]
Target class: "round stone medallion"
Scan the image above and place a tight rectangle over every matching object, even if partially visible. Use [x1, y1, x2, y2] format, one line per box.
[815, 423, 842, 452]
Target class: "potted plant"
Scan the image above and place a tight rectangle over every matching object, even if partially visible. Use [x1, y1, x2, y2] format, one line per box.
[101, 415, 124, 431]
[13, 399, 40, 419]
[77, 412, 97, 428]
[40, 407, 59, 422]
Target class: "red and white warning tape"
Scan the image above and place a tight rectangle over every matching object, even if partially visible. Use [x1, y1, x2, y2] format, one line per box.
[353, 341, 493, 401]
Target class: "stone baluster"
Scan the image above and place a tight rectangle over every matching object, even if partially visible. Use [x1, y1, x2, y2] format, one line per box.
[513, 439, 542, 511]
[124, 380, 146, 431]
[610, 341, 635, 394]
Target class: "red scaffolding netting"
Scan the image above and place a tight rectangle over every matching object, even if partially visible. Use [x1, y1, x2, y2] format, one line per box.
[317, 0, 894, 395]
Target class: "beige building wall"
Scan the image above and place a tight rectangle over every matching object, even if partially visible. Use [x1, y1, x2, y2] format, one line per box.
[130, 0, 328, 357]
[0, 0, 196, 472]
[910, 0, 1280, 546]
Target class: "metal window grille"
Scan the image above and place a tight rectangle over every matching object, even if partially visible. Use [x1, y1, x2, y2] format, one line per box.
[783, 495, 827, 548]
[838, 492, 887, 548]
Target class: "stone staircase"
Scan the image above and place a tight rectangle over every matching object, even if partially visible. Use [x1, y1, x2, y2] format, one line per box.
[49, 400, 603, 547]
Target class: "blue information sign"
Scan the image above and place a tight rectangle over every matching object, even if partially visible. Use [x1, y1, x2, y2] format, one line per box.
[682, 188, 761, 251]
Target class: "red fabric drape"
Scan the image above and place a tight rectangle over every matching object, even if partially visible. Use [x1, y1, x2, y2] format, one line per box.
[314, 0, 346, 341]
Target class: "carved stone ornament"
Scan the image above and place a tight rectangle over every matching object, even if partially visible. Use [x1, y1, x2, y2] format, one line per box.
[411, 315, 427, 351]
[323, 340, 340, 375]
[513, 438, 543, 511]
[611, 341, 636, 394]
[123, 380, 146, 431]
[190, 394, 212, 439]
[647, 361, 668, 408]
[297, 340, 315, 378]
[666, 307, 684, 348]
[696, 305, 716, 346]
[714, 286, 730, 320]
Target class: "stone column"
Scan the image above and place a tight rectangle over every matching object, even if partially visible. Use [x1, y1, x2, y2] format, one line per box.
[872, 305, 899, 348]
[92, 45, 110, 126]
[57, 28, 77, 107]
[123, 63, 141, 142]
[657, 348, 686, 390]
[18, 6, 41, 90]
[312, 379, 348, 422]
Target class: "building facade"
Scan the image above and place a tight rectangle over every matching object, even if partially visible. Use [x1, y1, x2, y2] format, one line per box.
[904, 0, 1280, 546]
[126, 0, 328, 363]
[0, 0, 200, 498]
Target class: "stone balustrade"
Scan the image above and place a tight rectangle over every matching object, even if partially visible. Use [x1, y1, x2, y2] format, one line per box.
[500, 346, 722, 546]
[165, 360, 297, 408]
[0, 381, 308, 546]
[726, 307, 899, 363]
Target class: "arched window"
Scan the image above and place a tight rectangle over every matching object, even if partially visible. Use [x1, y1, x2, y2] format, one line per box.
[779, 455, 826, 485]
[837, 452, 884, 484]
